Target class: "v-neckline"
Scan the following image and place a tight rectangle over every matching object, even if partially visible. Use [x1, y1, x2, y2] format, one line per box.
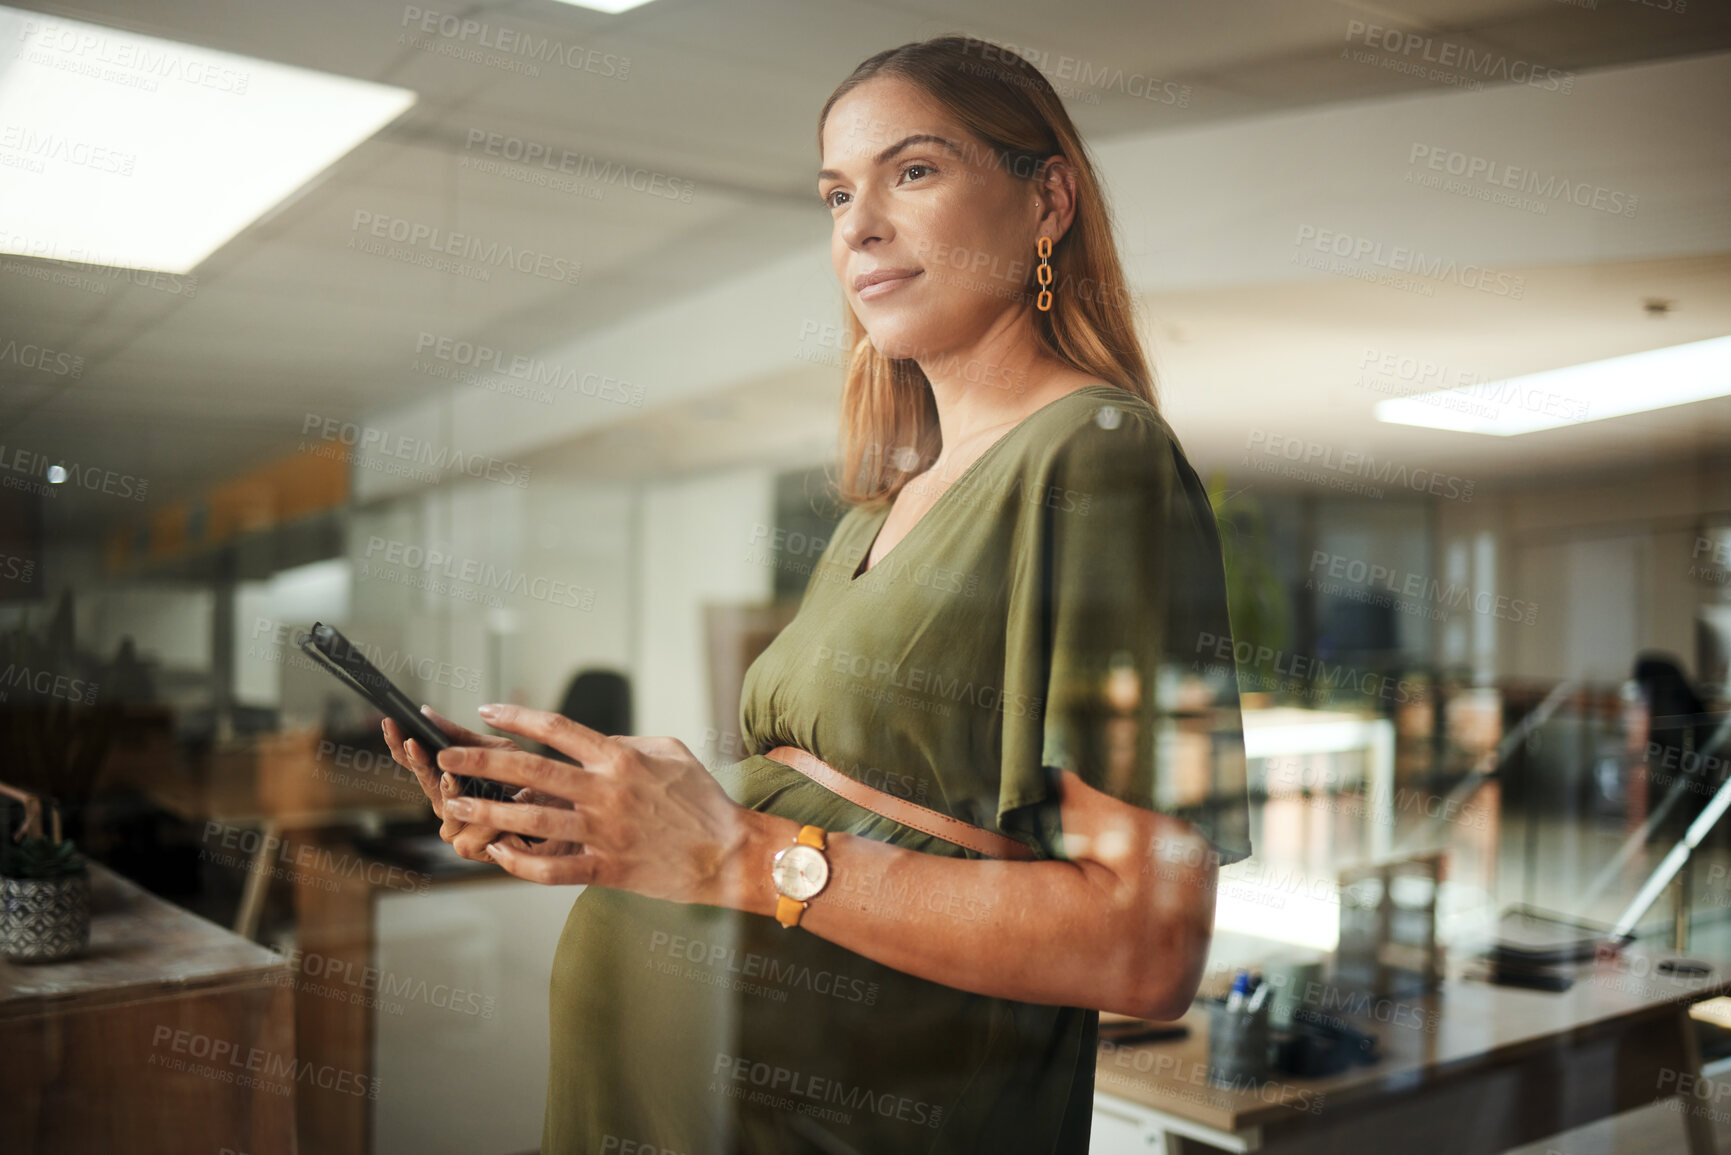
[849, 384, 1120, 583]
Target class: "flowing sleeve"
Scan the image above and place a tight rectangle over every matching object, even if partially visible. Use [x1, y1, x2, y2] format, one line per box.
[996, 401, 1253, 866]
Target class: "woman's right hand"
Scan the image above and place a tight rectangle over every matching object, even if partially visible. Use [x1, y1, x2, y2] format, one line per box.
[383, 705, 520, 863]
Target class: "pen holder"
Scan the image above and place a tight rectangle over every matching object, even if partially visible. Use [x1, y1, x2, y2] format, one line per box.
[1206, 997, 1271, 1087]
[1264, 957, 1324, 1030]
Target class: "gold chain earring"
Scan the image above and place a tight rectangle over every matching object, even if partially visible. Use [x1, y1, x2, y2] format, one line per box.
[1035, 235, 1053, 312]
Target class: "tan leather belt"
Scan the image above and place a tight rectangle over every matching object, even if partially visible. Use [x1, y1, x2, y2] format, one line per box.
[765, 745, 1038, 861]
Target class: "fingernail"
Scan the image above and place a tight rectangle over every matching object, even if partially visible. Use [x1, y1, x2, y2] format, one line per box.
[445, 797, 473, 819]
[486, 841, 505, 858]
[477, 703, 503, 719]
[440, 772, 456, 794]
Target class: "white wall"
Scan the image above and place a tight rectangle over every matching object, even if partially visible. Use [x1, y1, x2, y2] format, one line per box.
[1440, 458, 1731, 683]
[372, 877, 581, 1155]
[635, 466, 777, 744]
[332, 461, 775, 746]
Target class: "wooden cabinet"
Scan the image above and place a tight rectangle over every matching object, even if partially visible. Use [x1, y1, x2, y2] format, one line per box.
[0, 864, 297, 1155]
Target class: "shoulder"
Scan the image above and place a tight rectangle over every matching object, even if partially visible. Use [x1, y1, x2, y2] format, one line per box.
[1031, 385, 1183, 492]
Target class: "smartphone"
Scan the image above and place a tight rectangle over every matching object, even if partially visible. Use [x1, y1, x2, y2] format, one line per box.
[296, 622, 521, 803]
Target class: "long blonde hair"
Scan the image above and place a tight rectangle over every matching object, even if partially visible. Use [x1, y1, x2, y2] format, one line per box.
[818, 35, 1157, 508]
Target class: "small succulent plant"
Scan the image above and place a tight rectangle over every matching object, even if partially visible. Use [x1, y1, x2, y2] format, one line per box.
[1, 834, 86, 880]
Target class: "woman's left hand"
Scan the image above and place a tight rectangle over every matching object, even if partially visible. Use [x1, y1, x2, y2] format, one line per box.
[434, 704, 760, 904]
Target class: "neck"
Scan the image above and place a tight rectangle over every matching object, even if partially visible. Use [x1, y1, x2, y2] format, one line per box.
[913, 319, 1073, 469]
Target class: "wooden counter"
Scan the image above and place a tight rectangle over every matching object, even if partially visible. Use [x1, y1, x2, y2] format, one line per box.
[0, 862, 297, 1155]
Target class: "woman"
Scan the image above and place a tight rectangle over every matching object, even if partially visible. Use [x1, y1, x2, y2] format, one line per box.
[385, 35, 1251, 1154]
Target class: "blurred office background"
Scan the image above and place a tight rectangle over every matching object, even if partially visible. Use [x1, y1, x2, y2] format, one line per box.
[1, 1, 1730, 1153]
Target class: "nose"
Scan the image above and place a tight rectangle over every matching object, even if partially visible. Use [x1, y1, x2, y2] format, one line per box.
[838, 184, 891, 253]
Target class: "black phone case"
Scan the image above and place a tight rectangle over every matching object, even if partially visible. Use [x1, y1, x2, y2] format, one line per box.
[295, 622, 520, 803]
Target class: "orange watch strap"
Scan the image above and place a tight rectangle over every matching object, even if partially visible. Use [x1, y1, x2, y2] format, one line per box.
[775, 826, 828, 928]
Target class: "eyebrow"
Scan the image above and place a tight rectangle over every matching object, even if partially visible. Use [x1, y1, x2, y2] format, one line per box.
[817, 133, 965, 184]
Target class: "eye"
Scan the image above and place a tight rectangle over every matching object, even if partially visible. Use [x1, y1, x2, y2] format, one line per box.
[821, 163, 936, 211]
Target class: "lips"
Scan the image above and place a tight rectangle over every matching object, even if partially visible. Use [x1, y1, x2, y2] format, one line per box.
[854, 267, 922, 293]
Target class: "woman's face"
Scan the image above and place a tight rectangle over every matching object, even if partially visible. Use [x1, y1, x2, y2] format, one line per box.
[818, 77, 1042, 362]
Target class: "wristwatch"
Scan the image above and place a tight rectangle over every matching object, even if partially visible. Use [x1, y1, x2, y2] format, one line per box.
[771, 825, 830, 929]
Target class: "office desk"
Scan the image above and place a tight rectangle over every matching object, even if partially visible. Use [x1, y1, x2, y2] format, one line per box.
[1093, 945, 1728, 1154]
[137, 728, 428, 938]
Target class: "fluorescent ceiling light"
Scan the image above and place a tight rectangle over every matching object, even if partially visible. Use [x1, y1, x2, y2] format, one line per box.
[0, 8, 415, 274]
[1375, 334, 1731, 436]
[550, 0, 659, 11]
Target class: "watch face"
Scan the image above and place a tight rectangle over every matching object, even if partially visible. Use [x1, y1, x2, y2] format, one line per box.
[772, 843, 829, 902]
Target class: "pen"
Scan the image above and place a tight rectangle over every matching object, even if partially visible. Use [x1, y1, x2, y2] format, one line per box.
[1226, 969, 1250, 1012]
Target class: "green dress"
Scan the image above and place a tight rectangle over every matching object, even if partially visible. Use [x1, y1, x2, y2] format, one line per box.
[542, 383, 1252, 1154]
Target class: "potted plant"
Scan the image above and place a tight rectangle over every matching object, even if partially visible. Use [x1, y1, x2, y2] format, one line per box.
[0, 589, 140, 851]
[0, 783, 90, 963]
[1207, 472, 1294, 706]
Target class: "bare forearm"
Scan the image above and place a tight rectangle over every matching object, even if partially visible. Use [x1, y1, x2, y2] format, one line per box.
[724, 810, 1205, 1019]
